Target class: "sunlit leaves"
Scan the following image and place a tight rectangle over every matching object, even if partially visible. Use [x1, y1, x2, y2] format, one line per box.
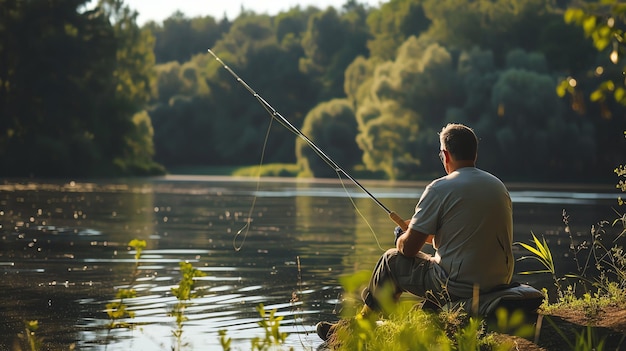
[170, 261, 206, 349]
[296, 99, 361, 177]
[171, 261, 206, 301]
[516, 232, 556, 276]
[352, 37, 461, 179]
[18, 320, 43, 351]
[128, 239, 146, 260]
[106, 288, 137, 324]
[356, 102, 421, 179]
[564, 0, 626, 107]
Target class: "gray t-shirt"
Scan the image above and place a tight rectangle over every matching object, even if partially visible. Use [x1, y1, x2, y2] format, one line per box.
[408, 167, 514, 293]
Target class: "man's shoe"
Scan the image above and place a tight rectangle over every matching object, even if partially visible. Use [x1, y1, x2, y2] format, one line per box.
[316, 321, 336, 341]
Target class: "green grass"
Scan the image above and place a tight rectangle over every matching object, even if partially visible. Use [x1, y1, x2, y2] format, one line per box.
[166, 165, 246, 175]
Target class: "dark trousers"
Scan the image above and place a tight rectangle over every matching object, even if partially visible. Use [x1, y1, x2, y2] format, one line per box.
[361, 249, 455, 311]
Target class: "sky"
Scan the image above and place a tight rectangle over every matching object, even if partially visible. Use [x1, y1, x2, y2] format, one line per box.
[124, 0, 385, 24]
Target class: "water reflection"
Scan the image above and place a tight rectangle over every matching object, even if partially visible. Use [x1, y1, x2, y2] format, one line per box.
[0, 177, 621, 350]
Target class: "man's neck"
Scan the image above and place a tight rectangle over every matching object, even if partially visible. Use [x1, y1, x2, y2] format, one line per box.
[448, 161, 475, 172]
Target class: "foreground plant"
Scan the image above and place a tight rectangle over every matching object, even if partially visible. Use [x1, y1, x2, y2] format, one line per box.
[17, 320, 42, 351]
[516, 232, 562, 300]
[251, 303, 291, 351]
[219, 303, 292, 351]
[105, 239, 146, 328]
[170, 261, 206, 351]
[324, 272, 527, 351]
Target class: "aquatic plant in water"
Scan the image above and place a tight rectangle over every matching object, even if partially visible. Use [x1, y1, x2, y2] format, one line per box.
[170, 261, 206, 351]
[218, 303, 293, 351]
[106, 239, 146, 328]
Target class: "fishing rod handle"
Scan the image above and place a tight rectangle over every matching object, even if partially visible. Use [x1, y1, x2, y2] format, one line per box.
[389, 211, 408, 231]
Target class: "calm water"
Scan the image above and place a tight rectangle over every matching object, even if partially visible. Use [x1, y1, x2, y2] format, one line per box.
[0, 176, 621, 350]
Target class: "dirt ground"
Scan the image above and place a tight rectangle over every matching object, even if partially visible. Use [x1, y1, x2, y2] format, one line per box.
[497, 306, 626, 350]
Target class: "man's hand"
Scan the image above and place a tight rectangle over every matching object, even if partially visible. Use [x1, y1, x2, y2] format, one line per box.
[393, 226, 404, 245]
[396, 228, 432, 257]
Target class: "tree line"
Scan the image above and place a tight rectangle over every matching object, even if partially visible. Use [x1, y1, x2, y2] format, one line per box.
[0, 0, 164, 177]
[1, 0, 624, 182]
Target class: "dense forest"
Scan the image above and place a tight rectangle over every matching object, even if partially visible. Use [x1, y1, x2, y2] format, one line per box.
[1, 0, 624, 182]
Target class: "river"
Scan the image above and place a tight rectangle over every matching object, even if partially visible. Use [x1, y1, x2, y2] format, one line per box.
[0, 176, 621, 350]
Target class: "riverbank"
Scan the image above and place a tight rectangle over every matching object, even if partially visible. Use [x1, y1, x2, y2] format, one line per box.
[499, 305, 626, 350]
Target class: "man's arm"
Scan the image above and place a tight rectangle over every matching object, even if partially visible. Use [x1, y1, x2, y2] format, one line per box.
[396, 228, 432, 257]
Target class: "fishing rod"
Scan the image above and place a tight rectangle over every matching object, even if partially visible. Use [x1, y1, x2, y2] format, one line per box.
[207, 49, 408, 231]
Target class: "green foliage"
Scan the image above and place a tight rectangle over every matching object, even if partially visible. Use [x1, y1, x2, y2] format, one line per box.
[251, 304, 290, 351]
[170, 261, 206, 351]
[517, 233, 556, 275]
[219, 303, 292, 351]
[617, 164, 626, 206]
[17, 320, 43, 351]
[204, 12, 318, 166]
[300, 6, 369, 100]
[114, 110, 166, 175]
[564, 1, 626, 102]
[171, 261, 206, 301]
[146, 11, 229, 64]
[347, 27, 599, 181]
[356, 101, 422, 180]
[150, 95, 215, 166]
[573, 325, 607, 351]
[491, 307, 536, 339]
[353, 37, 456, 179]
[231, 164, 300, 177]
[3, 0, 625, 181]
[296, 99, 361, 178]
[516, 232, 562, 298]
[344, 56, 376, 104]
[0, 0, 164, 177]
[424, 0, 562, 65]
[560, 0, 626, 127]
[518, 208, 626, 328]
[106, 239, 146, 328]
[106, 288, 137, 323]
[218, 329, 232, 351]
[544, 318, 607, 351]
[129, 239, 147, 260]
[101, 0, 165, 176]
[366, 0, 430, 61]
[325, 272, 522, 351]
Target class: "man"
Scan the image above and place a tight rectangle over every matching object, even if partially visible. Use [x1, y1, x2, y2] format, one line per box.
[317, 123, 515, 341]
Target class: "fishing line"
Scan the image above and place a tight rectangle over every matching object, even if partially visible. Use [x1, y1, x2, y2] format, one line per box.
[232, 115, 275, 252]
[336, 174, 385, 250]
[208, 49, 407, 249]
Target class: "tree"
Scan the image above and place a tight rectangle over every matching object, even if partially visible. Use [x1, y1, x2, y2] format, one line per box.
[356, 100, 424, 180]
[366, 0, 430, 61]
[351, 36, 463, 179]
[424, 0, 567, 65]
[0, 0, 164, 177]
[207, 14, 316, 165]
[296, 99, 361, 178]
[146, 12, 229, 64]
[344, 55, 376, 105]
[275, 6, 317, 45]
[300, 6, 370, 100]
[150, 96, 213, 166]
[96, 0, 164, 175]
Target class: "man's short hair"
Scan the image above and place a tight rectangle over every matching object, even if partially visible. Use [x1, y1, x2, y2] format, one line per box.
[439, 123, 478, 161]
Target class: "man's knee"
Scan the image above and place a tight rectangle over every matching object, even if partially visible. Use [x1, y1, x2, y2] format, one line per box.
[382, 248, 398, 260]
